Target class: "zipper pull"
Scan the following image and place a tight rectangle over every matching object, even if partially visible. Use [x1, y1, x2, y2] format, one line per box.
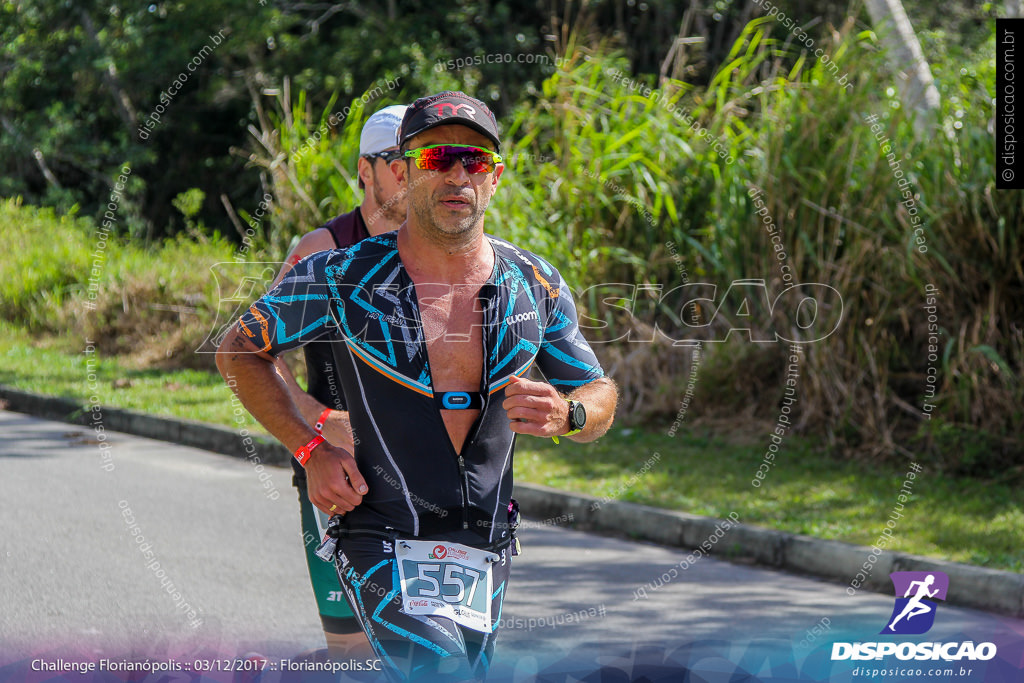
[314, 514, 343, 561]
[314, 532, 337, 562]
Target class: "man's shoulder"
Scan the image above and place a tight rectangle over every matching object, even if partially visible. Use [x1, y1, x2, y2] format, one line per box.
[292, 227, 337, 258]
[318, 206, 368, 248]
[314, 231, 399, 277]
[486, 235, 564, 288]
[285, 231, 396, 277]
[346, 230, 398, 254]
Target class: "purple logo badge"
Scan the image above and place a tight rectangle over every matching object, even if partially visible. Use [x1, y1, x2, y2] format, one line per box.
[881, 571, 949, 635]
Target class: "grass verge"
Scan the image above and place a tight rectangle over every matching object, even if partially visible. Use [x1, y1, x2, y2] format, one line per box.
[0, 320, 262, 432]
[1, 320, 1020, 573]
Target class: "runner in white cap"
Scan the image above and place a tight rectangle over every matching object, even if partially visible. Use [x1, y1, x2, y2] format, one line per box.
[267, 103, 409, 660]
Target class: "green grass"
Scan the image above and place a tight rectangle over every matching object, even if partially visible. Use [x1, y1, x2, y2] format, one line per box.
[515, 431, 1023, 572]
[1, 320, 1019, 573]
[0, 320, 263, 432]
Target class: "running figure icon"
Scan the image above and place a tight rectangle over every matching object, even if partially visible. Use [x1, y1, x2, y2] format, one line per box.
[887, 574, 939, 631]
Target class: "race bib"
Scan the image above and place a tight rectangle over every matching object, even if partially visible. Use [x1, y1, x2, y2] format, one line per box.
[395, 539, 499, 633]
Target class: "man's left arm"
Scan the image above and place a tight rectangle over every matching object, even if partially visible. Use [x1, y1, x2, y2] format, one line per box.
[563, 375, 617, 442]
[504, 375, 617, 443]
[503, 269, 617, 442]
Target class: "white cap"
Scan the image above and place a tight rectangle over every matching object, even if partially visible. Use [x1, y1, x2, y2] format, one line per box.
[359, 105, 408, 155]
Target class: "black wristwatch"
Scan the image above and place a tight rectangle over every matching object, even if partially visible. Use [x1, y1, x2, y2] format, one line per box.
[565, 399, 586, 436]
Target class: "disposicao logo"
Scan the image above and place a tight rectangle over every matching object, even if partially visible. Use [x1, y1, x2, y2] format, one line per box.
[882, 571, 948, 635]
[831, 570, 997, 663]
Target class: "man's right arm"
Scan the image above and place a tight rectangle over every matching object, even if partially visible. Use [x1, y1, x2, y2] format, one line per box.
[216, 251, 367, 513]
[216, 325, 367, 513]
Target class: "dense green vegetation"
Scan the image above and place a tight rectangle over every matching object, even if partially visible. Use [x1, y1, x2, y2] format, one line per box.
[0, 319, 241, 425]
[0, 199, 236, 363]
[1, 2, 1019, 480]
[1, 0, 701, 234]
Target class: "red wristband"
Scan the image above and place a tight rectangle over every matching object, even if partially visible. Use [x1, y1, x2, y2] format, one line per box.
[314, 407, 333, 433]
[294, 434, 325, 467]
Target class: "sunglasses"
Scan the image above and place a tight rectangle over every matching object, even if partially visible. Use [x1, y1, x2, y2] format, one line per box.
[363, 149, 404, 164]
[403, 144, 503, 174]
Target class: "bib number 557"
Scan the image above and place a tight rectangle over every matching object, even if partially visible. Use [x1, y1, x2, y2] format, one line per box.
[408, 562, 486, 609]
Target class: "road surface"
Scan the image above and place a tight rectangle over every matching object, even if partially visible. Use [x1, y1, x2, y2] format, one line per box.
[1, 411, 1021, 681]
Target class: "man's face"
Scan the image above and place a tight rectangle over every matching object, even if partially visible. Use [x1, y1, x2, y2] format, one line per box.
[393, 125, 503, 241]
[368, 147, 407, 223]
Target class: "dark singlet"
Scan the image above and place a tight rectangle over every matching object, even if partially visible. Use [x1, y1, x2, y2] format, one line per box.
[294, 208, 370, 481]
[291, 208, 371, 635]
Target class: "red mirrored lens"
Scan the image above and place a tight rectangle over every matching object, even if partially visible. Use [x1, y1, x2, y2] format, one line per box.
[414, 146, 496, 173]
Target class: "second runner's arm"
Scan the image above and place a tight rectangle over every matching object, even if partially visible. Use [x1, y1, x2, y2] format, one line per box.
[271, 228, 356, 450]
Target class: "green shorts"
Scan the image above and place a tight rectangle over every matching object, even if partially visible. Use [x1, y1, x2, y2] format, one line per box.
[297, 481, 361, 634]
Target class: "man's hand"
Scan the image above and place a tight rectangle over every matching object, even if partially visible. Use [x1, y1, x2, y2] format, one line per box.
[304, 443, 368, 515]
[502, 375, 569, 438]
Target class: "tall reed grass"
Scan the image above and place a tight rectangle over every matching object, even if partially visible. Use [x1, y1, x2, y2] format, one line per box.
[490, 22, 1021, 471]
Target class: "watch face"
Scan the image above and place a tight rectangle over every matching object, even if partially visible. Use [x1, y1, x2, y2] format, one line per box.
[571, 401, 586, 430]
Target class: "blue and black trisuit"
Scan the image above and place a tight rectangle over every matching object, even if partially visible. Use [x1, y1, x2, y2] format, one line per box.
[238, 231, 605, 680]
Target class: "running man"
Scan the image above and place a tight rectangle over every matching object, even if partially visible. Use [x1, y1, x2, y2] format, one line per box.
[888, 574, 939, 631]
[268, 104, 408, 658]
[217, 91, 618, 680]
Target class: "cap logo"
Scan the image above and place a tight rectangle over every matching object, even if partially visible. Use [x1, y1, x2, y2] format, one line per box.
[434, 102, 477, 119]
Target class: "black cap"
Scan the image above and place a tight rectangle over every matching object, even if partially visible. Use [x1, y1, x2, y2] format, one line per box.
[398, 91, 501, 151]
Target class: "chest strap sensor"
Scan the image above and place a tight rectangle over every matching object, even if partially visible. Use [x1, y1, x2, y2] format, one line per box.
[434, 391, 484, 410]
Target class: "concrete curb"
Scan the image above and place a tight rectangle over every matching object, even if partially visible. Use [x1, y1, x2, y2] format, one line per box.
[513, 483, 1024, 618]
[0, 386, 291, 465]
[3, 384, 1021, 618]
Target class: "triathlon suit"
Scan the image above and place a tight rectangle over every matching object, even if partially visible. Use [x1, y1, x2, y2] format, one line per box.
[238, 232, 605, 680]
[293, 208, 369, 636]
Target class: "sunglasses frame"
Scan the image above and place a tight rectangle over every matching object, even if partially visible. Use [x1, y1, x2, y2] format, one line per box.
[362, 149, 404, 164]
[403, 144, 503, 174]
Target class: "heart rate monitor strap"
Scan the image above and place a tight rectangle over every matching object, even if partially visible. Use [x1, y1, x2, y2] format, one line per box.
[434, 391, 484, 410]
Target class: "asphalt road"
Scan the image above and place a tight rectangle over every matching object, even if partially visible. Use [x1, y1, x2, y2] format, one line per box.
[1, 410, 1021, 682]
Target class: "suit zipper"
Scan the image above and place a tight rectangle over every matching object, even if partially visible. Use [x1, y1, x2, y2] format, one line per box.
[456, 287, 493, 532]
[457, 454, 470, 530]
